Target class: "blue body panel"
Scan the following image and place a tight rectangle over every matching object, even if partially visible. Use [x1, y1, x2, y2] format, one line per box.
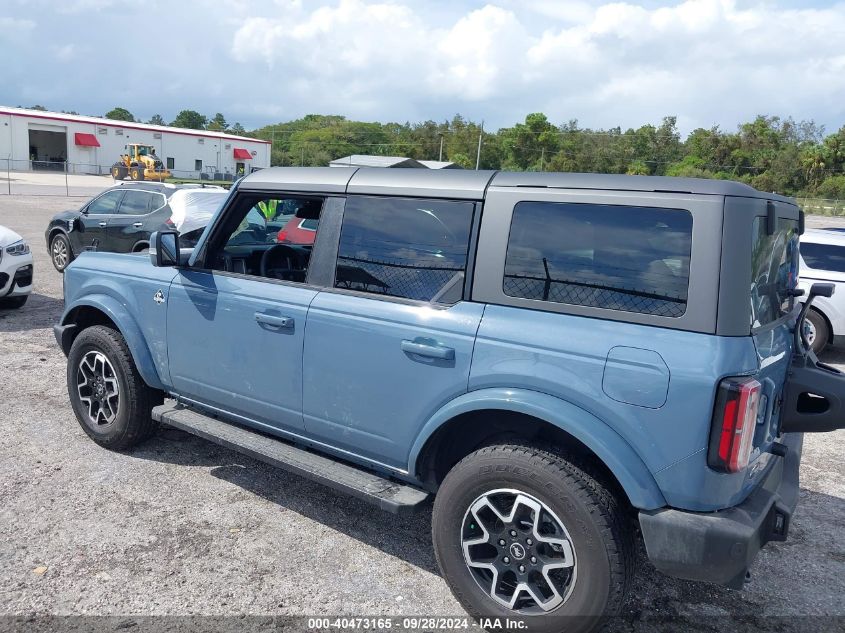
[61, 252, 178, 389]
[61, 251, 786, 513]
[302, 292, 484, 469]
[166, 270, 318, 433]
[468, 305, 761, 510]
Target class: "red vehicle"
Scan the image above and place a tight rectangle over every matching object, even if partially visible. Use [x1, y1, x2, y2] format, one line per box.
[277, 215, 319, 245]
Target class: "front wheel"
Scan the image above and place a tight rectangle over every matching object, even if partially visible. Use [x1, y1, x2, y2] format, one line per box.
[432, 444, 634, 633]
[67, 325, 163, 450]
[50, 232, 73, 272]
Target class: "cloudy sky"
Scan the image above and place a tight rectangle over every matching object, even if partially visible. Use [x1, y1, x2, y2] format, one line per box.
[2, 0, 844, 133]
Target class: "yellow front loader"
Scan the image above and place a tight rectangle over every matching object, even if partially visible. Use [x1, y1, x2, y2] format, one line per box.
[111, 144, 170, 181]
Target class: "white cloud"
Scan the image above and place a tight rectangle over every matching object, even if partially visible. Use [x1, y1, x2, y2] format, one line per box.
[227, 0, 845, 131]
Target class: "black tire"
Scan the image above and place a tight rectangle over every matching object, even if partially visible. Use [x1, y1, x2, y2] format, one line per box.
[67, 325, 163, 450]
[0, 295, 28, 309]
[130, 166, 144, 181]
[111, 164, 127, 180]
[50, 232, 74, 272]
[805, 308, 830, 355]
[432, 444, 634, 633]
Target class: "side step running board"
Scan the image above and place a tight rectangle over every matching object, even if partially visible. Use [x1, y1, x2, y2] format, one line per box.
[152, 402, 430, 515]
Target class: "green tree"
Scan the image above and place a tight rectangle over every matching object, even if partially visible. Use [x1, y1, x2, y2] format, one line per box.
[104, 107, 135, 122]
[171, 109, 208, 130]
[30, 104, 48, 111]
[230, 122, 247, 135]
[207, 112, 228, 131]
[148, 114, 165, 126]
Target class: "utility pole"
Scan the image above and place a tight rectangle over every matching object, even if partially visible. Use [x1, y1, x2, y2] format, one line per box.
[438, 135, 444, 162]
[475, 121, 484, 170]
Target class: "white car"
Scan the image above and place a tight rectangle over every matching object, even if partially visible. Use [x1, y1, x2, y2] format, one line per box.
[798, 228, 845, 353]
[0, 225, 33, 309]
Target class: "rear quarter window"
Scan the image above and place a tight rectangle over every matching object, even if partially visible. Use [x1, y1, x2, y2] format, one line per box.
[503, 201, 693, 317]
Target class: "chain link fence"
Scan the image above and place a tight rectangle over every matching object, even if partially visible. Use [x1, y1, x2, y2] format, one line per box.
[796, 198, 845, 217]
[336, 256, 464, 303]
[503, 273, 687, 317]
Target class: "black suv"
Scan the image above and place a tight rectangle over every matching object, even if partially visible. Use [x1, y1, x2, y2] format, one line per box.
[45, 183, 215, 272]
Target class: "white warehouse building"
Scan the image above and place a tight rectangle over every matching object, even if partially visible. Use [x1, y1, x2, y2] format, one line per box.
[0, 106, 271, 179]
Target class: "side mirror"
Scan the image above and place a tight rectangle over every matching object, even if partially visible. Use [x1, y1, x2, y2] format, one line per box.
[150, 230, 180, 267]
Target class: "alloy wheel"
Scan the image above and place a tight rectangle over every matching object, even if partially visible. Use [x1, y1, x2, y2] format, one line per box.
[52, 237, 68, 269]
[76, 351, 120, 429]
[461, 489, 577, 614]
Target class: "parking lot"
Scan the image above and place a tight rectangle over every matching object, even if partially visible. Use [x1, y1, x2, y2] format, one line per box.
[1, 195, 843, 628]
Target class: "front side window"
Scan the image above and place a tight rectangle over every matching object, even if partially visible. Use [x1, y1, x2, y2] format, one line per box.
[86, 190, 124, 215]
[207, 195, 323, 282]
[751, 216, 799, 327]
[504, 201, 693, 318]
[118, 190, 153, 215]
[800, 242, 845, 273]
[334, 196, 474, 304]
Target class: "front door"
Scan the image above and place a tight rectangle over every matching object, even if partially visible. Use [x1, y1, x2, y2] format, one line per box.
[166, 193, 326, 434]
[76, 189, 124, 252]
[302, 195, 482, 469]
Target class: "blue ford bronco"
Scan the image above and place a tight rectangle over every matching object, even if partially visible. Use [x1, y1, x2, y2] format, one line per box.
[55, 168, 845, 631]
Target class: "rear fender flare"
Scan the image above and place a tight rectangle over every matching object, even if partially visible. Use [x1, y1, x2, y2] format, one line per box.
[62, 294, 164, 390]
[408, 387, 666, 510]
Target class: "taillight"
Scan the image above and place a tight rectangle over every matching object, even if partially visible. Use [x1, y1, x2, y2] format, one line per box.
[708, 377, 761, 473]
[278, 230, 288, 242]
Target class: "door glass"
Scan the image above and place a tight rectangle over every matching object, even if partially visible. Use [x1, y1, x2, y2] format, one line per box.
[210, 196, 324, 282]
[118, 190, 153, 215]
[334, 196, 474, 305]
[86, 190, 124, 215]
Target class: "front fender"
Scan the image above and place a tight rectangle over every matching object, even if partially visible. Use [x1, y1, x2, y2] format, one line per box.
[61, 293, 164, 391]
[408, 388, 666, 510]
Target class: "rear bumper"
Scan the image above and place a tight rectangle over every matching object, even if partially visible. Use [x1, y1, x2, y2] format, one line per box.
[639, 433, 802, 588]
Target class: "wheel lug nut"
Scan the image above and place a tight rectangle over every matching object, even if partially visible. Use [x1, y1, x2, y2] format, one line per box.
[526, 538, 533, 546]
[518, 565, 525, 573]
[530, 556, 537, 564]
[498, 539, 506, 546]
[509, 530, 517, 537]
[503, 556, 510, 564]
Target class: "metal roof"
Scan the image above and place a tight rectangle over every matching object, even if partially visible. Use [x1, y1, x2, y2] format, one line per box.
[234, 166, 795, 202]
[490, 171, 796, 202]
[239, 167, 357, 193]
[329, 155, 426, 169]
[0, 105, 270, 144]
[347, 167, 496, 199]
[418, 160, 462, 169]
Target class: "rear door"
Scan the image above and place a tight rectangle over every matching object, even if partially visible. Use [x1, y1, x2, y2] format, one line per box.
[108, 189, 167, 252]
[302, 195, 483, 469]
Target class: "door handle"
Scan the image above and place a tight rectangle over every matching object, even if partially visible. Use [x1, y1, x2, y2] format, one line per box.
[132, 222, 143, 228]
[401, 339, 455, 360]
[254, 312, 294, 329]
[98, 221, 107, 227]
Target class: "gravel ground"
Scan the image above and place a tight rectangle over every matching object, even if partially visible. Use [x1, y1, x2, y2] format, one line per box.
[0, 196, 843, 628]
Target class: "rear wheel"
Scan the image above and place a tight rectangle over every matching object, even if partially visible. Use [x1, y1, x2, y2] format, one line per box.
[67, 325, 163, 450]
[0, 295, 28, 309]
[111, 164, 128, 180]
[50, 232, 73, 272]
[130, 166, 144, 181]
[804, 308, 830, 355]
[432, 444, 633, 633]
